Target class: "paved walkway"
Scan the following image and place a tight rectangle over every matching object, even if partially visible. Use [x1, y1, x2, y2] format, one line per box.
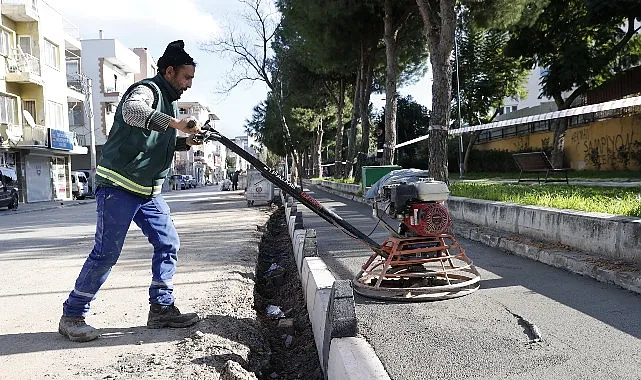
[0, 197, 96, 216]
[299, 182, 641, 380]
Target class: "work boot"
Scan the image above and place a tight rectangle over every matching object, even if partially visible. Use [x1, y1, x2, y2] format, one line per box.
[147, 303, 199, 329]
[58, 316, 101, 342]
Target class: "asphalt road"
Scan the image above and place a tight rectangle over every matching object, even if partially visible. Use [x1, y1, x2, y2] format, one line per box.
[300, 185, 641, 380]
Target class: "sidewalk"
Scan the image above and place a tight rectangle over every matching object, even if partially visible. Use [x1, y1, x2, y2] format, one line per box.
[285, 182, 641, 380]
[0, 197, 96, 216]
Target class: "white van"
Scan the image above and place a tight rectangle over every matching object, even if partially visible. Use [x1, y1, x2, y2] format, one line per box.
[71, 171, 89, 199]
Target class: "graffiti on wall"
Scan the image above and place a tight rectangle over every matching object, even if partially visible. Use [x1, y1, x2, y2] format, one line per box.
[568, 127, 640, 169]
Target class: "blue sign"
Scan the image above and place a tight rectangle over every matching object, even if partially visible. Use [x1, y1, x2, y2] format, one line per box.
[49, 129, 74, 151]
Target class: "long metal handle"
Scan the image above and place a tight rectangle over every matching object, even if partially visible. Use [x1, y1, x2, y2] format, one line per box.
[200, 123, 382, 252]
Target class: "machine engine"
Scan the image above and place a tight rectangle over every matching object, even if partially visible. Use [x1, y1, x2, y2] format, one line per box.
[374, 180, 450, 237]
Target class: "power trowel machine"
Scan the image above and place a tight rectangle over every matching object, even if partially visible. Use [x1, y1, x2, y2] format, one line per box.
[195, 121, 480, 301]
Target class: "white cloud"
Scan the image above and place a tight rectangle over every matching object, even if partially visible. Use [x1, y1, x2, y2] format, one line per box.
[52, 0, 220, 41]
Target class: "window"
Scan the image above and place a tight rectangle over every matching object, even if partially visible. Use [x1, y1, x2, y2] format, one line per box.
[0, 95, 17, 125]
[43, 39, 59, 69]
[68, 106, 84, 126]
[18, 35, 32, 55]
[23, 100, 36, 125]
[46, 100, 64, 129]
[0, 29, 10, 56]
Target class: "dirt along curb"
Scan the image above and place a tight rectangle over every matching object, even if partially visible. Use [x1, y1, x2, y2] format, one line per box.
[253, 205, 323, 379]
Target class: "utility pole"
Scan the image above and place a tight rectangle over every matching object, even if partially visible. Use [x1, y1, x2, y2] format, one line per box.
[84, 76, 97, 194]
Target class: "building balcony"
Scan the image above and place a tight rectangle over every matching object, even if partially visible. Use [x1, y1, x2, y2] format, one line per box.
[0, 123, 23, 145]
[1, 0, 39, 22]
[194, 150, 206, 163]
[6, 51, 43, 85]
[15, 123, 48, 147]
[67, 73, 85, 94]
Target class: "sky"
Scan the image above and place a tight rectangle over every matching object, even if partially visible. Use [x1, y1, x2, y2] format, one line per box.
[51, 0, 432, 139]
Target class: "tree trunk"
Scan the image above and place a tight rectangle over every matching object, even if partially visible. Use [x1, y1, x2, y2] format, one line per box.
[383, 0, 401, 165]
[416, 0, 456, 184]
[463, 131, 480, 172]
[360, 60, 374, 155]
[550, 93, 571, 168]
[346, 44, 364, 179]
[354, 59, 374, 184]
[334, 78, 345, 179]
[313, 117, 323, 178]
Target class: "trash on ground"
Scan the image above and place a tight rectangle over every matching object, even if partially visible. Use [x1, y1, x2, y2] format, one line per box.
[265, 263, 283, 276]
[277, 318, 294, 329]
[266, 305, 286, 319]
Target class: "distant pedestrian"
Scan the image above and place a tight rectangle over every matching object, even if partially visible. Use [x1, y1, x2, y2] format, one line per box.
[59, 40, 203, 342]
[232, 170, 240, 191]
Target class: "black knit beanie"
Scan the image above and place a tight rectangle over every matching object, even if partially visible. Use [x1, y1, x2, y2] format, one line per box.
[157, 40, 196, 74]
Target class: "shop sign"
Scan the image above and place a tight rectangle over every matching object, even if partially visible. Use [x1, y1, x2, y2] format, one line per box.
[49, 129, 74, 151]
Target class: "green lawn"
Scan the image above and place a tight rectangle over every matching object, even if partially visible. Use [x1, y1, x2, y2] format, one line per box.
[453, 170, 641, 181]
[449, 182, 641, 217]
[313, 172, 641, 217]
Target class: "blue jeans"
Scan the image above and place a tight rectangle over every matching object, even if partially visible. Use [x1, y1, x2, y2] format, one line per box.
[63, 186, 180, 317]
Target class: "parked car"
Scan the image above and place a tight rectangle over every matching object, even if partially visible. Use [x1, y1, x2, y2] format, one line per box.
[71, 171, 90, 200]
[184, 175, 197, 188]
[170, 174, 188, 190]
[0, 166, 19, 210]
[73, 169, 94, 195]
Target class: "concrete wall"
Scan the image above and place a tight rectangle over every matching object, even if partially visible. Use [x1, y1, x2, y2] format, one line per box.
[474, 114, 641, 171]
[447, 196, 641, 263]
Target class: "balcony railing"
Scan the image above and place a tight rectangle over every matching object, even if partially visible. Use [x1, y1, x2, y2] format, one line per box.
[16, 123, 47, 147]
[7, 50, 41, 77]
[75, 133, 87, 146]
[104, 84, 128, 94]
[67, 73, 85, 94]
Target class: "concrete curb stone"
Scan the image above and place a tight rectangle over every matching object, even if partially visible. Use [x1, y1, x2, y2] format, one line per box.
[280, 191, 390, 379]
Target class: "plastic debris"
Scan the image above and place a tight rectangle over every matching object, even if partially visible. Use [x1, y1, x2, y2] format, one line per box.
[266, 305, 285, 319]
[264, 263, 283, 276]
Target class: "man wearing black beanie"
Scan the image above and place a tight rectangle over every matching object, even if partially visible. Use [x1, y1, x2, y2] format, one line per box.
[59, 40, 203, 342]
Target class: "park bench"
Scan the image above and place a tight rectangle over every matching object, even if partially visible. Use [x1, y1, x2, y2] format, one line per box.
[512, 151, 569, 184]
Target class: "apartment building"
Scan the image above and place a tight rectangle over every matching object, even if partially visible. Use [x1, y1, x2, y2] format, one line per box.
[68, 34, 140, 172]
[228, 135, 255, 174]
[0, 0, 88, 203]
[175, 101, 224, 185]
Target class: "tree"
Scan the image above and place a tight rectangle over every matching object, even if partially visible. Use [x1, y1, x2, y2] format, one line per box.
[415, 0, 457, 183]
[376, 95, 430, 167]
[453, 8, 529, 172]
[505, 0, 641, 166]
[382, 0, 417, 165]
[202, 0, 304, 185]
[277, 0, 367, 179]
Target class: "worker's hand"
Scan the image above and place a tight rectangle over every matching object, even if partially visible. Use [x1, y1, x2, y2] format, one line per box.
[170, 117, 201, 135]
[186, 134, 203, 146]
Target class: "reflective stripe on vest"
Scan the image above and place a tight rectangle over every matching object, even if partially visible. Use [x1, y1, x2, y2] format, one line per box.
[96, 166, 161, 196]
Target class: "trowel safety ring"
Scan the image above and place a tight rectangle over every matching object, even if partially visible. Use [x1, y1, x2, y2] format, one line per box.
[353, 234, 481, 301]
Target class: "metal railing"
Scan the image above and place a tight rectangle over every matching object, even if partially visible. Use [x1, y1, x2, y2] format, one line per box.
[66, 73, 85, 93]
[8, 50, 41, 76]
[16, 123, 47, 146]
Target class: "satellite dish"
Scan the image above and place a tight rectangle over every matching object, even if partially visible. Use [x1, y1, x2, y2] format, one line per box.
[23, 110, 36, 127]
